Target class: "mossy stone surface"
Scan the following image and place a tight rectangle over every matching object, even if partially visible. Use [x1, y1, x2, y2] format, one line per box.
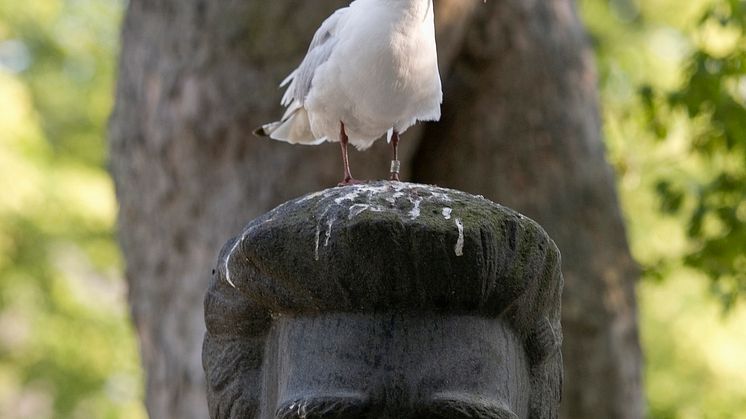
[218, 181, 559, 316]
[205, 182, 564, 419]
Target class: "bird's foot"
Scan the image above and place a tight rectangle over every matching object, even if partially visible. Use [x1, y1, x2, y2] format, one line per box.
[389, 173, 401, 182]
[338, 178, 366, 186]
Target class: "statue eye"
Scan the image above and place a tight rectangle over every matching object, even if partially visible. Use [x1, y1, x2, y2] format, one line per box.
[413, 398, 518, 419]
[275, 396, 371, 419]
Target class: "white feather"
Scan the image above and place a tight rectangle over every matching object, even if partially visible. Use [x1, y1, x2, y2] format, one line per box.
[259, 0, 442, 150]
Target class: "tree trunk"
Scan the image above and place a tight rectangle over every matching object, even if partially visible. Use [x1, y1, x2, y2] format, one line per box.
[412, 1, 644, 418]
[109, 1, 642, 418]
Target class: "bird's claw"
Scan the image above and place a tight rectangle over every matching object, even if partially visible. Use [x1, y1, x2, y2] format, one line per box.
[338, 178, 367, 186]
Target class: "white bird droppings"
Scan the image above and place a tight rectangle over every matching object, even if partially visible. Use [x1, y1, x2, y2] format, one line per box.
[324, 217, 336, 247]
[408, 197, 422, 219]
[306, 183, 469, 261]
[430, 192, 453, 202]
[223, 237, 243, 288]
[223, 217, 273, 287]
[455, 218, 464, 256]
[334, 190, 361, 204]
[348, 204, 371, 219]
[314, 225, 322, 261]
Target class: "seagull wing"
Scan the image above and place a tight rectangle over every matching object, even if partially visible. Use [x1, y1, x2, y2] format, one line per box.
[255, 8, 348, 144]
[281, 8, 348, 107]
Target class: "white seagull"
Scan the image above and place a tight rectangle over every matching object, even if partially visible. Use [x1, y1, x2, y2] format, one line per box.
[255, 0, 443, 184]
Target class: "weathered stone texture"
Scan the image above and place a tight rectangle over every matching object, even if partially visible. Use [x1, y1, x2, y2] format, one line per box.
[204, 183, 563, 418]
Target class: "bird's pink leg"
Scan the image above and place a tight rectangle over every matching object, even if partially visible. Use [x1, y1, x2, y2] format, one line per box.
[390, 130, 401, 181]
[338, 122, 362, 186]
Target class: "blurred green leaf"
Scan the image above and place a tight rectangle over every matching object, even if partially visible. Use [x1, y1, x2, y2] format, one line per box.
[581, 0, 746, 416]
[0, 1, 145, 418]
[634, 0, 746, 305]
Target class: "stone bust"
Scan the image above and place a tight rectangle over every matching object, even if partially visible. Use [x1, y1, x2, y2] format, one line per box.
[203, 183, 563, 418]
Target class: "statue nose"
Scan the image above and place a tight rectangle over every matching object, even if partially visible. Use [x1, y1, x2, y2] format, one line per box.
[380, 383, 411, 412]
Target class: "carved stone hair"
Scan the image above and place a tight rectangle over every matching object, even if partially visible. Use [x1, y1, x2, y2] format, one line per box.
[203, 183, 563, 419]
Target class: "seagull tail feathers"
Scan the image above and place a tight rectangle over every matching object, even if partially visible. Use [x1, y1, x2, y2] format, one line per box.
[253, 104, 325, 145]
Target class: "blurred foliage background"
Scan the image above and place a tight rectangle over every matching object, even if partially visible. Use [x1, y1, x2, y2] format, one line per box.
[582, 0, 746, 417]
[0, 0, 743, 418]
[0, 0, 145, 418]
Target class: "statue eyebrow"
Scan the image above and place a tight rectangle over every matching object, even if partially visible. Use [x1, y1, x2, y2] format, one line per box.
[414, 396, 519, 419]
[275, 394, 517, 419]
[275, 395, 370, 419]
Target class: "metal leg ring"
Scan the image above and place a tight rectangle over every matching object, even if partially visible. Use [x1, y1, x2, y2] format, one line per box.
[390, 160, 401, 174]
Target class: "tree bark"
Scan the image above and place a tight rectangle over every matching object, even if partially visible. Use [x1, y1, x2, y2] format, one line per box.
[412, 1, 644, 418]
[109, 1, 642, 418]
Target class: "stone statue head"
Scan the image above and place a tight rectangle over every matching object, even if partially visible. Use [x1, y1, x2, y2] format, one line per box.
[203, 183, 563, 418]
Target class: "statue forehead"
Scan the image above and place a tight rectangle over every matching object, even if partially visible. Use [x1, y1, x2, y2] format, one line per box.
[260, 313, 530, 419]
[272, 312, 523, 356]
